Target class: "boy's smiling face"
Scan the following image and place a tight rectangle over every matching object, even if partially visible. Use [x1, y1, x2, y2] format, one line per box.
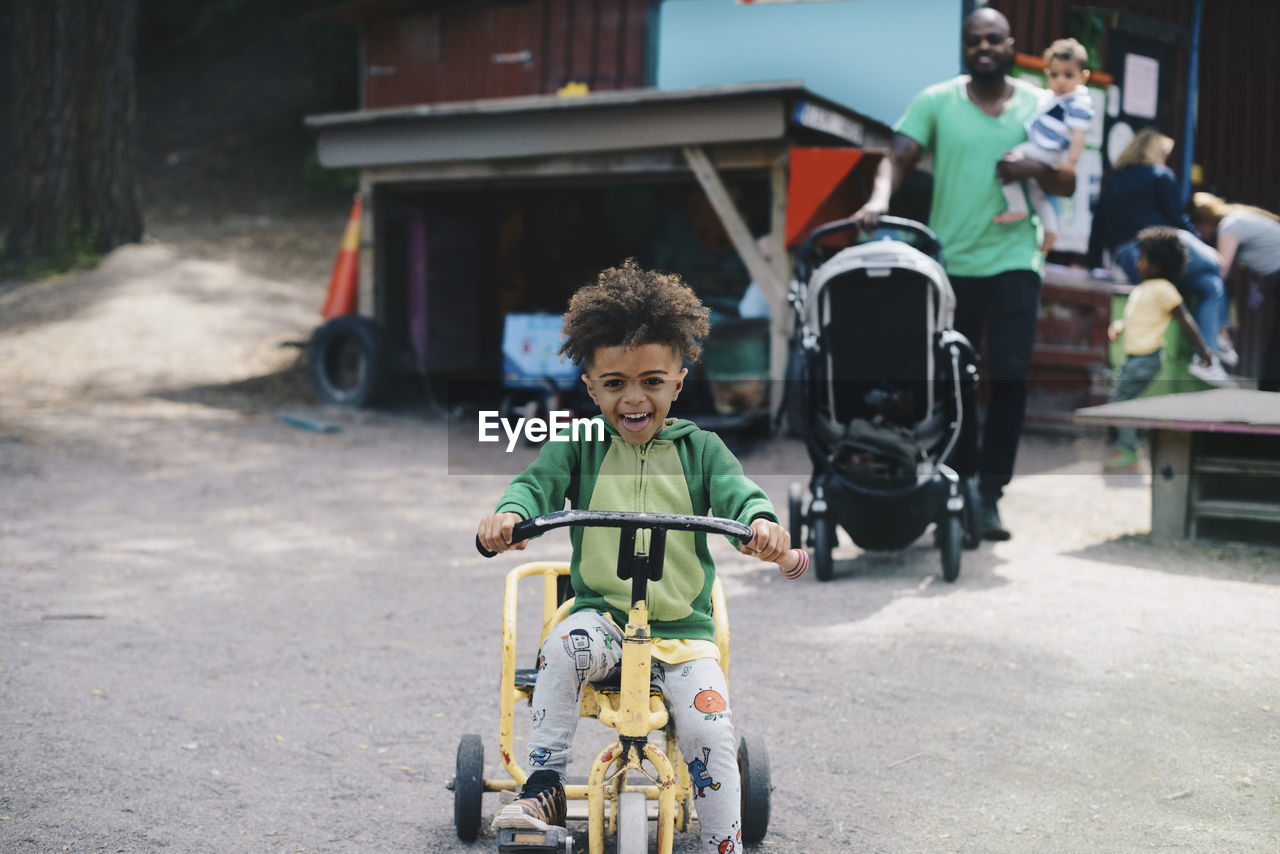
[582, 343, 686, 445]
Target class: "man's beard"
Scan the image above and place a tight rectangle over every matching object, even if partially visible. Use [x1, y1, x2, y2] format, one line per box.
[968, 53, 1013, 82]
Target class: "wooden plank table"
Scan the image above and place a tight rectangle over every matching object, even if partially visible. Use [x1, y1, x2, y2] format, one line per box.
[1075, 389, 1280, 542]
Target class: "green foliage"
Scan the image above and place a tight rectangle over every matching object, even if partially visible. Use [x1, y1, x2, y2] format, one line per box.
[1068, 9, 1110, 73]
[139, 0, 353, 63]
[13, 227, 104, 280]
[301, 150, 358, 192]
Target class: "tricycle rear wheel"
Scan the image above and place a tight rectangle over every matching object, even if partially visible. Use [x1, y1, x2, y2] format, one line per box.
[738, 735, 771, 843]
[788, 483, 805, 549]
[454, 734, 484, 840]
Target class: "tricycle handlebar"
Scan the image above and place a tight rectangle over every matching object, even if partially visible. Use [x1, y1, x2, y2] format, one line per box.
[476, 509, 808, 580]
[476, 510, 754, 557]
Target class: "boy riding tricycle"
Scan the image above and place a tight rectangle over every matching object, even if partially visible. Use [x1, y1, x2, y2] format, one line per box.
[460, 262, 806, 853]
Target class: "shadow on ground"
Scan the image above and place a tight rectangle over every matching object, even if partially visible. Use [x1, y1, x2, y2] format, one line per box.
[1067, 533, 1280, 585]
[152, 350, 314, 412]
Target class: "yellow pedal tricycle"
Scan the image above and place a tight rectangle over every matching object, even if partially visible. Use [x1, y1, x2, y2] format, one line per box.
[453, 510, 805, 854]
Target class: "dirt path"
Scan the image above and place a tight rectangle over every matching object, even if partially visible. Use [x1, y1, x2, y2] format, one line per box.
[2, 232, 1278, 853]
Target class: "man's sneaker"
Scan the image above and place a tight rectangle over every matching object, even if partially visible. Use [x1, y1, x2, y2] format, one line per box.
[492, 770, 566, 831]
[1104, 447, 1141, 472]
[980, 500, 1011, 541]
[1188, 357, 1235, 388]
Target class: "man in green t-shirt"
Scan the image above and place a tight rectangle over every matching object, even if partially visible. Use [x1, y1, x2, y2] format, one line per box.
[852, 7, 1075, 541]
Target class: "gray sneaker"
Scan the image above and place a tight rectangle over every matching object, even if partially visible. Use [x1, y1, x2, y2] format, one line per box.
[492, 770, 566, 831]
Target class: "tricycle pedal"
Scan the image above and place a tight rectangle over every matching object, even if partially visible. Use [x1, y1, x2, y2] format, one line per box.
[497, 825, 574, 854]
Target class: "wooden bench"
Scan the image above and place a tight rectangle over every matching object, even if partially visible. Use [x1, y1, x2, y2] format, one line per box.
[1074, 389, 1280, 542]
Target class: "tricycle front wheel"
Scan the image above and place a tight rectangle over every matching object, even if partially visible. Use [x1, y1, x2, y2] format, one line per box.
[616, 790, 647, 854]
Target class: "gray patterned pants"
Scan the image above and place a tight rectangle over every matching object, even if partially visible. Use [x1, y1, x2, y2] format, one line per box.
[527, 608, 744, 852]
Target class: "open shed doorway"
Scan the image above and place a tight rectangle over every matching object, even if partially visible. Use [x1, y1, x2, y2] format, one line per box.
[376, 175, 774, 425]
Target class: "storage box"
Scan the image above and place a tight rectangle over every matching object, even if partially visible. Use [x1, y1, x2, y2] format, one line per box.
[501, 313, 580, 389]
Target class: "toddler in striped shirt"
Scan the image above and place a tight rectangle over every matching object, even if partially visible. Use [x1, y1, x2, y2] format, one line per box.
[994, 37, 1096, 253]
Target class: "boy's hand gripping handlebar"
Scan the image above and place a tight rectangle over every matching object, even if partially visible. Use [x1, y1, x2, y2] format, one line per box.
[476, 509, 807, 579]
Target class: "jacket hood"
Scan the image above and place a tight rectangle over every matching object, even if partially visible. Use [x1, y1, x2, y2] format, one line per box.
[657, 417, 699, 439]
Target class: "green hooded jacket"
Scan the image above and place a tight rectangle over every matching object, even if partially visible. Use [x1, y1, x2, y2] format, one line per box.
[495, 416, 778, 641]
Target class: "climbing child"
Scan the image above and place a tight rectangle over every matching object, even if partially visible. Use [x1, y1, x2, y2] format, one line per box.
[1105, 227, 1225, 470]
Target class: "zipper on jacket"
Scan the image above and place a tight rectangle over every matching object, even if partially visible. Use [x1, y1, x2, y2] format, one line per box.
[636, 442, 649, 552]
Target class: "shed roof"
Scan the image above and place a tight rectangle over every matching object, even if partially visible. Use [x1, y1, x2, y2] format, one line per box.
[306, 81, 892, 171]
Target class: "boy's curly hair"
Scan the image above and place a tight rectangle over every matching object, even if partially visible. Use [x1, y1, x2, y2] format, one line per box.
[558, 259, 711, 367]
[1136, 226, 1187, 281]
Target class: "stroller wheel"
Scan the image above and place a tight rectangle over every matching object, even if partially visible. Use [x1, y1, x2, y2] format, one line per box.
[787, 483, 805, 549]
[962, 478, 982, 550]
[938, 515, 963, 583]
[812, 514, 834, 582]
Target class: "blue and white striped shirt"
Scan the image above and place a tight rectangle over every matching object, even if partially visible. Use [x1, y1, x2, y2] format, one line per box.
[1026, 86, 1095, 152]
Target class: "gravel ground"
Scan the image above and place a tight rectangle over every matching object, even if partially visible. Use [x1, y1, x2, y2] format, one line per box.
[2, 224, 1278, 853]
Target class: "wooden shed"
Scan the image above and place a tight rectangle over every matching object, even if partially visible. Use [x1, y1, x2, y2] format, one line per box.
[306, 79, 891, 409]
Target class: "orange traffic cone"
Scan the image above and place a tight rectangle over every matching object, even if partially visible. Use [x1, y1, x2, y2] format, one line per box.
[321, 194, 362, 318]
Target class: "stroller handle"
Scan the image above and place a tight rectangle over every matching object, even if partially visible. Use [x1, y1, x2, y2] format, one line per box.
[476, 510, 808, 578]
[794, 215, 942, 281]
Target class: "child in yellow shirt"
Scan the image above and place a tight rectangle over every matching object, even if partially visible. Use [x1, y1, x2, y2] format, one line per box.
[1105, 227, 1222, 470]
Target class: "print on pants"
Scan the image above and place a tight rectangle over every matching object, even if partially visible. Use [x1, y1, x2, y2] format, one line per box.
[688, 746, 721, 797]
[526, 610, 742, 851]
[709, 823, 741, 853]
[561, 628, 593, 689]
[693, 687, 727, 720]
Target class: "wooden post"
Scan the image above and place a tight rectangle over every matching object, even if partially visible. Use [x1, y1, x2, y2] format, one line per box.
[682, 145, 789, 410]
[768, 155, 791, 411]
[359, 175, 376, 321]
[682, 146, 782, 293]
[1149, 429, 1192, 541]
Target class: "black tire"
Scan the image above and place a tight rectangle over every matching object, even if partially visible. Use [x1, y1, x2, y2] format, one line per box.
[454, 734, 484, 840]
[616, 790, 647, 854]
[813, 514, 834, 582]
[309, 315, 386, 407]
[738, 736, 771, 844]
[962, 477, 982, 550]
[939, 514, 963, 583]
[787, 483, 805, 549]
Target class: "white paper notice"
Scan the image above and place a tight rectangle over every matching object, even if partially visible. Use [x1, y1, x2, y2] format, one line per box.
[1122, 53, 1159, 120]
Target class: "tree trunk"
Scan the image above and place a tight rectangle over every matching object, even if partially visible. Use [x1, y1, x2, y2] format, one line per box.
[8, 0, 142, 266]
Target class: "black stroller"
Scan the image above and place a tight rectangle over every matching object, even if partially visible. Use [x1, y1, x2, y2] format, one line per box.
[782, 216, 980, 582]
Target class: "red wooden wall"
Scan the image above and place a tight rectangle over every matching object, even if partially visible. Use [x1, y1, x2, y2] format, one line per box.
[359, 0, 652, 108]
[991, 0, 1279, 214]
